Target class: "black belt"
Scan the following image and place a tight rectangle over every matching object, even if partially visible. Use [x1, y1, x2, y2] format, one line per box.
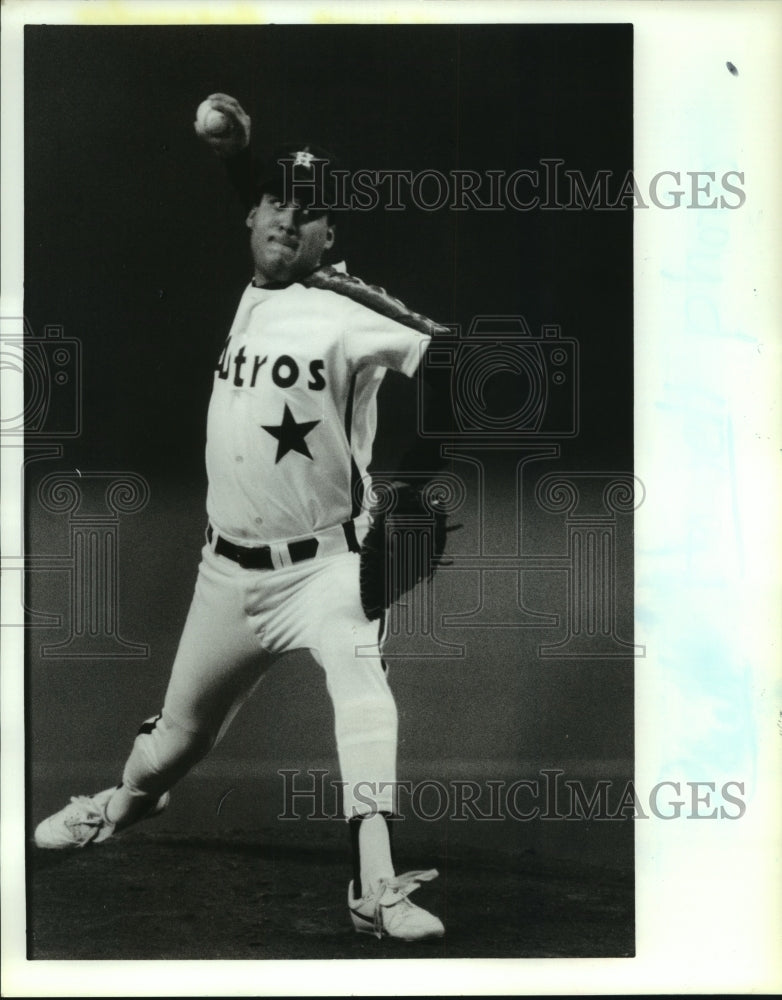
[207, 521, 360, 570]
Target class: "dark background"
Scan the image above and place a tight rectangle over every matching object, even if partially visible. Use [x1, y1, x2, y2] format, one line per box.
[25, 23, 634, 958]
[24, 23, 632, 475]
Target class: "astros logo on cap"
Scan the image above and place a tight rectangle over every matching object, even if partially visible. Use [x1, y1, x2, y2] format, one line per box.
[293, 150, 316, 169]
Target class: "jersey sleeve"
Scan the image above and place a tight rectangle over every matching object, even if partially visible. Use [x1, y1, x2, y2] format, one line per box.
[342, 305, 431, 377]
[301, 265, 446, 378]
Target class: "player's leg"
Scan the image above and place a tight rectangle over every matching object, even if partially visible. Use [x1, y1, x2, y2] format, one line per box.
[34, 546, 268, 848]
[302, 553, 444, 941]
[107, 544, 272, 826]
[305, 564, 398, 825]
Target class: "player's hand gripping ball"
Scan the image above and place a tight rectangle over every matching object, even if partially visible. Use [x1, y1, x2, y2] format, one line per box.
[193, 93, 251, 156]
[197, 102, 230, 136]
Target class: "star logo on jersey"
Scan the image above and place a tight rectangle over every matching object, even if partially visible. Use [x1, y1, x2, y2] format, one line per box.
[262, 404, 320, 463]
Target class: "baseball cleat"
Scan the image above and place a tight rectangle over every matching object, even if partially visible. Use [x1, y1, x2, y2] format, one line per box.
[348, 869, 445, 941]
[33, 786, 170, 850]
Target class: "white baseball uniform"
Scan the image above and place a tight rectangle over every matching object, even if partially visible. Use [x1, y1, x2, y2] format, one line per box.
[119, 271, 433, 818]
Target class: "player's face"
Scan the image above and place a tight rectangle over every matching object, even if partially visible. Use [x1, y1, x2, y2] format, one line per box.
[246, 193, 335, 284]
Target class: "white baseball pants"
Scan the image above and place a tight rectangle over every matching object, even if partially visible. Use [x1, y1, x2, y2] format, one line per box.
[117, 544, 397, 819]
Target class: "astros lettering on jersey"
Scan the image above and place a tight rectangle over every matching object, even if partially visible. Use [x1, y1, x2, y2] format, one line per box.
[207, 271, 434, 545]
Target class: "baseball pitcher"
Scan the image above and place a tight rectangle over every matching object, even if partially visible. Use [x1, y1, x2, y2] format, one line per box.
[34, 94, 453, 943]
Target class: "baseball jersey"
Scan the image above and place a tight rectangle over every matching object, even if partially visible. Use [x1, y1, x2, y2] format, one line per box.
[205, 278, 432, 544]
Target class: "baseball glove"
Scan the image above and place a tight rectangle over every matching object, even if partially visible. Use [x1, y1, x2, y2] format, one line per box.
[359, 480, 454, 622]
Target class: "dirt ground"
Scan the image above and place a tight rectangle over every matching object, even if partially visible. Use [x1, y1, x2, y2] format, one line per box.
[27, 818, 634, 961]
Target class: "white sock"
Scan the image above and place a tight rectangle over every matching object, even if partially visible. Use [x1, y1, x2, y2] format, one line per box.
[104, 785, 156, 828]
[358, 813, 395, 896]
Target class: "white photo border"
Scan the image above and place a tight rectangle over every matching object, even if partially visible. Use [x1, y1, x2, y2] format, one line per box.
[2, 0, 780, 995]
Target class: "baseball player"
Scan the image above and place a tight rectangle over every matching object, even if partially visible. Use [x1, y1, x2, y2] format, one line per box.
[34, 94, 448, 942]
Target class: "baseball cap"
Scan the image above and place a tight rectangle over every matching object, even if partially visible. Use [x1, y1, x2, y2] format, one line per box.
[255, 142, 338, 216]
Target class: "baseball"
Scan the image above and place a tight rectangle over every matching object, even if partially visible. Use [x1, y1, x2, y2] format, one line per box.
[196, 100, 230, 136]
